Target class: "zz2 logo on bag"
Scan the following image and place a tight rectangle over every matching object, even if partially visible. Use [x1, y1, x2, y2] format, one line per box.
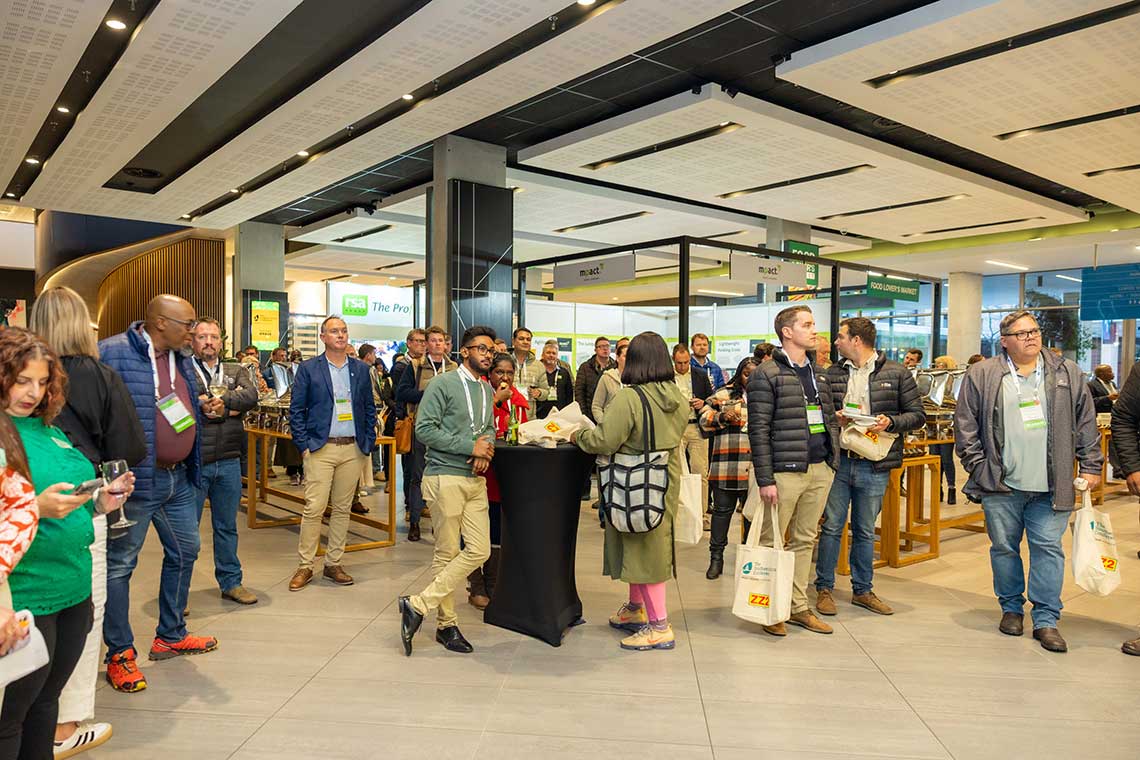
[1102, 556, 1118, 572]
[748, 594, 770, 608]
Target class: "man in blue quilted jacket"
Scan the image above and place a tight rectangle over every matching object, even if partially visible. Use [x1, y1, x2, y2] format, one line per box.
[98, 294, 219, 694]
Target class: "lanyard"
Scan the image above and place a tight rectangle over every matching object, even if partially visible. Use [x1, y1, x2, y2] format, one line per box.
[1005, 355, 1042, 402]
[142, 330, 178, 400]
[194, 359, 222, 389]
[1099, 378, 1115, 394]
[426, 356, 444, 377]
[458, 365, 488, 437]
[792, 357, 819, 402]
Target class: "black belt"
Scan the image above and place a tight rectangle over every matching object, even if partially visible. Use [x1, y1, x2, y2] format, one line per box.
[155, 461, 185, 470]
[328, 436, 356, 445]
[841, 449, 868, 461]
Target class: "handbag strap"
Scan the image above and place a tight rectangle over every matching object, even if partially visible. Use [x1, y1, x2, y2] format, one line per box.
[631, 386, 656, 460]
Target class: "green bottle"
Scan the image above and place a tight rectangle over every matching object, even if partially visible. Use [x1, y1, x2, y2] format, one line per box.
[507, 402, 519, 445]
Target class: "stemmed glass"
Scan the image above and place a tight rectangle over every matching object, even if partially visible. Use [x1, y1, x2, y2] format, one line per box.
[101, 459, 136, 534]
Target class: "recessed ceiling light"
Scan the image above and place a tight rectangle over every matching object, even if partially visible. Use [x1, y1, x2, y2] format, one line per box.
[296, 150, 309, 157]
[56, 106, 70, 114]
[697, 289, 744, 297]
[1056, 274, 1082, 283]
[986, 260, 1029, 271]
[401, 94, 414, 101]
[611, 296, 619, 300]
[1135, 245, 1140, 251]
[24, 157, 39, 165]
[229, 188, 240, 194]
[4, 193, 15, 198]
[1110, 228, 1119, 232]
[578, 0, 596, 5]
[105, 19, 127, 30]
[1028, 236, 1042, 242]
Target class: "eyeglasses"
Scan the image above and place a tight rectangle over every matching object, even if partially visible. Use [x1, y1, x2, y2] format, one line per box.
[161, 314, 196, 328]
[1002, 328, 1041, 341]
[464, 344, 493, 355]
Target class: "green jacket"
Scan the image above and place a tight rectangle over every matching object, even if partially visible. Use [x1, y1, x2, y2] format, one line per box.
[415, 367, 494, 478]
[576, 381, 687, 583]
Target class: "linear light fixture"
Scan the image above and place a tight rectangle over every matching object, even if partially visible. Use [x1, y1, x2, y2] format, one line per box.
[866, 270, 884, 277]
[900, 216, 1046, 237]
[1084, 162, 1140, 178]
[697, 289, 745, 298]
[581, 122, 743, 171]
[553, 211, 652, 234]
[886, 275, 912, 281]
[332, 223, 393, 243]
[1056, 274, 1082, 283]
[986, 260, 1029, 271]
[818, 194, 968, 221]
[718, 164, 874, 199]
[995, 103, 1140, 140]
[323, 274, 353, 282]
[706, 230, 748, 239]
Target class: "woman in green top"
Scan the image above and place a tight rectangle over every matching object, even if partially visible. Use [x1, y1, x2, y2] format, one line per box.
[573, 332, 687, 652]
[0, 328, 133, 759]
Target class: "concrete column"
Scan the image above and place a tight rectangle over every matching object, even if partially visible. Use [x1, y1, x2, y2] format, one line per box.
[229, 221, 285, 357]
[948, 271, 983, 364]
[765, 217, 811, 253]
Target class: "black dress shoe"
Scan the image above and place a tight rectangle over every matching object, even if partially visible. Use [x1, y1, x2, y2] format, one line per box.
[435, 625, 473, 654]
[1033, 627, 1068, 653]
[398, 596, 423, 656]
[408, 523, 421, 542]
[947, 488, 956, 505]
[999, 611, 1024, 636]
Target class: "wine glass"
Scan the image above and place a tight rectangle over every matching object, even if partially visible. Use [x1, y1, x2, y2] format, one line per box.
[101, 459, 137, 533]
[208, 383, 227, 417]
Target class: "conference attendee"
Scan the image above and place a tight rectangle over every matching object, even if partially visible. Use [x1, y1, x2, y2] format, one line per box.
[0, 328, 134, 758]
[574, 336, 616, 423]
[673, 344, 712, 519]
[373, 356, 396, 489]
[0, 415, 38, 693]
[903, 348, 923, 373]
[28, 287, 145, 752]
[468, 352, 529, 610]
[700, 356, 759, 580]
[287, 316, 377, 591]
[572, 332, 687, 651]
[444, 333, 453, 359]
[689, 333, 724, 390]
[190, 318, 260, 606]
[395, 325, 456, 541]
[748, 306, 840, 637]
[240, 350, 269, 396]
[510, 328, 540, 399]
[1088, 364, 1118, 414]
[494, 338, 508, 354]
[815, 335, 833, 369]
[592, 341, 628, 425]
[753, 342, 776, 362]
[399, 326, 498, 656]
[392, 328, 427, 520]
[967, 353, 985, 366]
[99, 295, 217, 693]
[814, 318, 925, 617]
[264, 346, 293, 397]
[955, 310, 1102, 653]
[1110, 359, 1140, 656]
[289, 349, 303, 370]
[530, 340, 573, 418]
[931, 354, 960, 504]
[354, 343, 380, 502]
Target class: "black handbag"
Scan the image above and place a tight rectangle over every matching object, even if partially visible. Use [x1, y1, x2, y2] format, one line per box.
[600, 386, 670, 533]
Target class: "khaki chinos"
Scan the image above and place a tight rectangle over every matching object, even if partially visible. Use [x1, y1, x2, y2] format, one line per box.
[298, 441, 366, 568]
[679, 421, 709, 507]
[760, 462, 835, 614]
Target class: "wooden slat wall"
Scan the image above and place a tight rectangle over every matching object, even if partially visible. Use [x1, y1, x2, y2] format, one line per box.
[97, 238, 224, 338]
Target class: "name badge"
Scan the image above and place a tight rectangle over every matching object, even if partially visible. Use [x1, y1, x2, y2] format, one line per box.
[547, 387, 557, 400]
[845, 401, 862, 414]
[335, 398, 354, 423]
[806, 404, 825, 434]
[1019, 399, 1045, 429]
[158, 393, 196, 433]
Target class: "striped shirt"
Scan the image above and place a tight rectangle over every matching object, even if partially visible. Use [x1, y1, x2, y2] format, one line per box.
[699, 388, 751, 490]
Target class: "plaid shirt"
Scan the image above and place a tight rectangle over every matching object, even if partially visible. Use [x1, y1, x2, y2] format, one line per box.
[699, 388, 751, 490]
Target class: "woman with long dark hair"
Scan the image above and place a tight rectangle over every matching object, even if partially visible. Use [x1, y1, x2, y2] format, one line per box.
[572, 332, 687, 651]
[700, 356, 760, 580]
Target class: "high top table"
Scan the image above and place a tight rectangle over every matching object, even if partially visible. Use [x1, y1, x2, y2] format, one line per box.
[485, 442, 595, 646]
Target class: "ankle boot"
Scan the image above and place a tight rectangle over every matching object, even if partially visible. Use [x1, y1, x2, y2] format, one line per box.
[947, 488, 957, 505]
[483, 547, 501, 599]
[706, 549, 725, 580]
[707, 511, 733, 579]
[467, 568, 489, 610]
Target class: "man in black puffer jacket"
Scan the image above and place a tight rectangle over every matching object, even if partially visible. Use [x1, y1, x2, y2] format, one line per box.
[747, 305, 840, 637]
[814, 318, 925, 618]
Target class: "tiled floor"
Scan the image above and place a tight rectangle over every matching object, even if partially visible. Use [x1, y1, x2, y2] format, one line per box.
[87, 474, 1140, 759]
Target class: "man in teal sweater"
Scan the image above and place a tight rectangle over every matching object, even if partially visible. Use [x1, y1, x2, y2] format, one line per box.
[399, 325, 497, 655]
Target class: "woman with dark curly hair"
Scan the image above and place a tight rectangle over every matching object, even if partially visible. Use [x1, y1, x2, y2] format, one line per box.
[0, 328, 134, 759]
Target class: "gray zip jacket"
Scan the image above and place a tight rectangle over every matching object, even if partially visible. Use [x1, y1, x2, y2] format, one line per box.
[954, 349, 1101, 510]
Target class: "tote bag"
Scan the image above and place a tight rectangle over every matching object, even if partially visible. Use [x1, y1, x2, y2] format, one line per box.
[1072, 480, 1121, 596]
[674, 450, 704, 545]
[731, 501, 793, 626]
[600, 386, 670, 533]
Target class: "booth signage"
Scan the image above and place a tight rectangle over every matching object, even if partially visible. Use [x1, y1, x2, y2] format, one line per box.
[1080, 264, 1140, 321]
[553, 254, 636, 289]
[866, 276, 920, 302]
[249, 300, 279, 350]
[327, 282, 413, 328]
[783, 240, 819, 287]
[730, 253, 807, 287]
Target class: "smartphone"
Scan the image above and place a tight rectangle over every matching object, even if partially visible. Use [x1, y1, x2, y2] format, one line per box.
[72, 478, 103, 496]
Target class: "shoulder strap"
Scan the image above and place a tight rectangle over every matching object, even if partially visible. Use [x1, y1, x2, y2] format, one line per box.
[631, 386, 656, 459]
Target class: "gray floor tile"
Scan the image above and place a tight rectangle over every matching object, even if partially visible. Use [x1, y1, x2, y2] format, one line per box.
[230, 717, 483, 760]
[925, 715, 1140, 760]
[475, 731, 714, 759]
[83, 707, 264, 759]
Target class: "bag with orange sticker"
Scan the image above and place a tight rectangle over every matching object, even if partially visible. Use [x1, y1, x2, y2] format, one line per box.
[1071, 477, 1121, 596]
[731, 501, 793, 626]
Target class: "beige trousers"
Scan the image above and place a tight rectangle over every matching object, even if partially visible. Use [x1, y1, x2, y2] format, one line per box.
[761, 462, 835, 614]
[411, 474, 490, 628]
[298, 442, 366, 568]
[680, 422, 709, 508]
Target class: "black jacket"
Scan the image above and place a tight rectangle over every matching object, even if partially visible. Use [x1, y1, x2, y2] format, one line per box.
[747, 348, 840, 486]
[193, 360, 260, 464]
[1110, 360, 1140, 474]
[826, 352, 926, 471]
[57, 355, 146, 467]
[1088, 378, 1116, 414]
[575, 356, 617, 422]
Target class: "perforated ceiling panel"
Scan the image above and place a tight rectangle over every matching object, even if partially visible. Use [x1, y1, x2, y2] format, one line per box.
[777, 0, 1140, 214]
[519, 87, 1086, 243]
[0, 0, 112, 199]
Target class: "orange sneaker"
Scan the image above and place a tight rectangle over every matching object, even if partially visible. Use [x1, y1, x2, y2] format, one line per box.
[106, 648, 147, 693]
[149, 634, 219, 661]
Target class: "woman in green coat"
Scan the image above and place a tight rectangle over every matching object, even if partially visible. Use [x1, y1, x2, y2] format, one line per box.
[573, 332, 687, 651]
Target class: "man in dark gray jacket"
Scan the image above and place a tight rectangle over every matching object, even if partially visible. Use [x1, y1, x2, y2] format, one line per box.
[748, 306, 840, 637]
[955, 310, 1101, 653]
[191, 318, 261, 605]
[815, 317, 925, 617]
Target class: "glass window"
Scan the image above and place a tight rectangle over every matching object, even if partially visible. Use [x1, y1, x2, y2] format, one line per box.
[1024, 269, 1082, 309]
[982, 274, 1020, 312]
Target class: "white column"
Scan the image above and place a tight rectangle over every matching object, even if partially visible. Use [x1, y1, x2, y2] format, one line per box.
[948, 271, 983, 363]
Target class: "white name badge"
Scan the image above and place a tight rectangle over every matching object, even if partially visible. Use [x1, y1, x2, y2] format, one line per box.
[1019, 399, 1045, 430]
[335, 398, 353, 423]
[806, 404, 825, 434]
[547, 387, 557, 400]
[845, 401, 862, 414]
[158, 393, 195, 433]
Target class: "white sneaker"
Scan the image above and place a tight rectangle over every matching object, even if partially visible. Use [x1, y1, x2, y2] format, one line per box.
[54, 722, 112, 759]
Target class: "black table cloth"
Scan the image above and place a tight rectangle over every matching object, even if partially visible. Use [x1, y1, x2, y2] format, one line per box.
[485, 442, 595, 646]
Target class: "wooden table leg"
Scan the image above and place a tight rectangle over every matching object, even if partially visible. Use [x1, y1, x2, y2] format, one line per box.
[243, 430, 303, 529]
[837, 519, 851, 576]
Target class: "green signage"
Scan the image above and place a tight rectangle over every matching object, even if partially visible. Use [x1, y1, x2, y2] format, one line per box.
[341, 293, 368, 316]
[866, 276, 920, 302]
[783, 240, 819, 287]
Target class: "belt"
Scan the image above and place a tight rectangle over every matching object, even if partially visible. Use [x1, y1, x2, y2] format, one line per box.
[155, 461, 185, 470]
[841, 449, 868, 461]
[328, 436, 356, 445]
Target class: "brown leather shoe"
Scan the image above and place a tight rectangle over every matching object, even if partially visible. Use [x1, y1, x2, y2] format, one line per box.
[1032, 627, 1067, 653]
[999, 611, 1024, 636]
[788, 610, 834, 634]
[222, 585, 258, 605]
[851, 592, 893, 616]
[351, 501, 369, 515]
[468, 593, 490, 610]
[323, 564, 354, 586]
[761, 622, 786, 636]
[1122, 637, 1140, 656]
[408, 523, 421, 542]
[288, 568, 313, 592]
[815, 588, 837, 616]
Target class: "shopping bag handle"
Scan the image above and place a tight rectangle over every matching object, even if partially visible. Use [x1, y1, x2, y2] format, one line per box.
[743, 499, 782, 550]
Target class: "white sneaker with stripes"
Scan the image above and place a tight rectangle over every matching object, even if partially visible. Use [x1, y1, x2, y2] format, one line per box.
[53, 722, 112, 759]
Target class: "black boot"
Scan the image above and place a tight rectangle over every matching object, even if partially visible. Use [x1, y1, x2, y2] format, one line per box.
[707, 511, 733, 579]
[706, 549, 724, 580]
[947, 488, 957, 505]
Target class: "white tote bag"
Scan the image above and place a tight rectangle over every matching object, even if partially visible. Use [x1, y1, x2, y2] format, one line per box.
[674, 449, 703, 545]
[731, 501, 793, 626]
[1071, 482, 1121, 596]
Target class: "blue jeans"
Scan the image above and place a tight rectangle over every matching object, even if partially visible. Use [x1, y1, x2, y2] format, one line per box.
[981, 490, 1067, 629]
[815, 455, 890, 596]
[196, 458, 244, 592]
[104, 465, 200, 657]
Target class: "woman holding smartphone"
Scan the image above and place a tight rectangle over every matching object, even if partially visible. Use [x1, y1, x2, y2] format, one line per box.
[0, 328, 134, 759]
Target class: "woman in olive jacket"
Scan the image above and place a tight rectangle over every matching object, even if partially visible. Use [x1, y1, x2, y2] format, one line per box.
[573, 332, 687, 652]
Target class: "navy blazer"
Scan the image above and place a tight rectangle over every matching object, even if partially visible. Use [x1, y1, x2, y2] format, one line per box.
[289, 354, 377, 455]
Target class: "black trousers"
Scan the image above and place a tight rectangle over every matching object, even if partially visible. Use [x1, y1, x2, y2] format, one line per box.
[709, 487, 748, 552]
[0, 598, 93, 760]
[932, 444, 956, 489]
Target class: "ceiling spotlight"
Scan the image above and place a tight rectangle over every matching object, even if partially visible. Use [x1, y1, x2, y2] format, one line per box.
[296, 150, 309, 157]
[4, 192, 15, 198]
[229, 188, 240, 194]
[24, 157, 39, 165]
[105, 19, 127, 30]
[611, 296, 619, 300]
[180, 214, 191, 219]
[56, 106, 70, 114]
[401, 93, 414, 101]
[1027, 236, 1042, 242]
[985, 259, 1029, 271]
[578, 0, 596, 5]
